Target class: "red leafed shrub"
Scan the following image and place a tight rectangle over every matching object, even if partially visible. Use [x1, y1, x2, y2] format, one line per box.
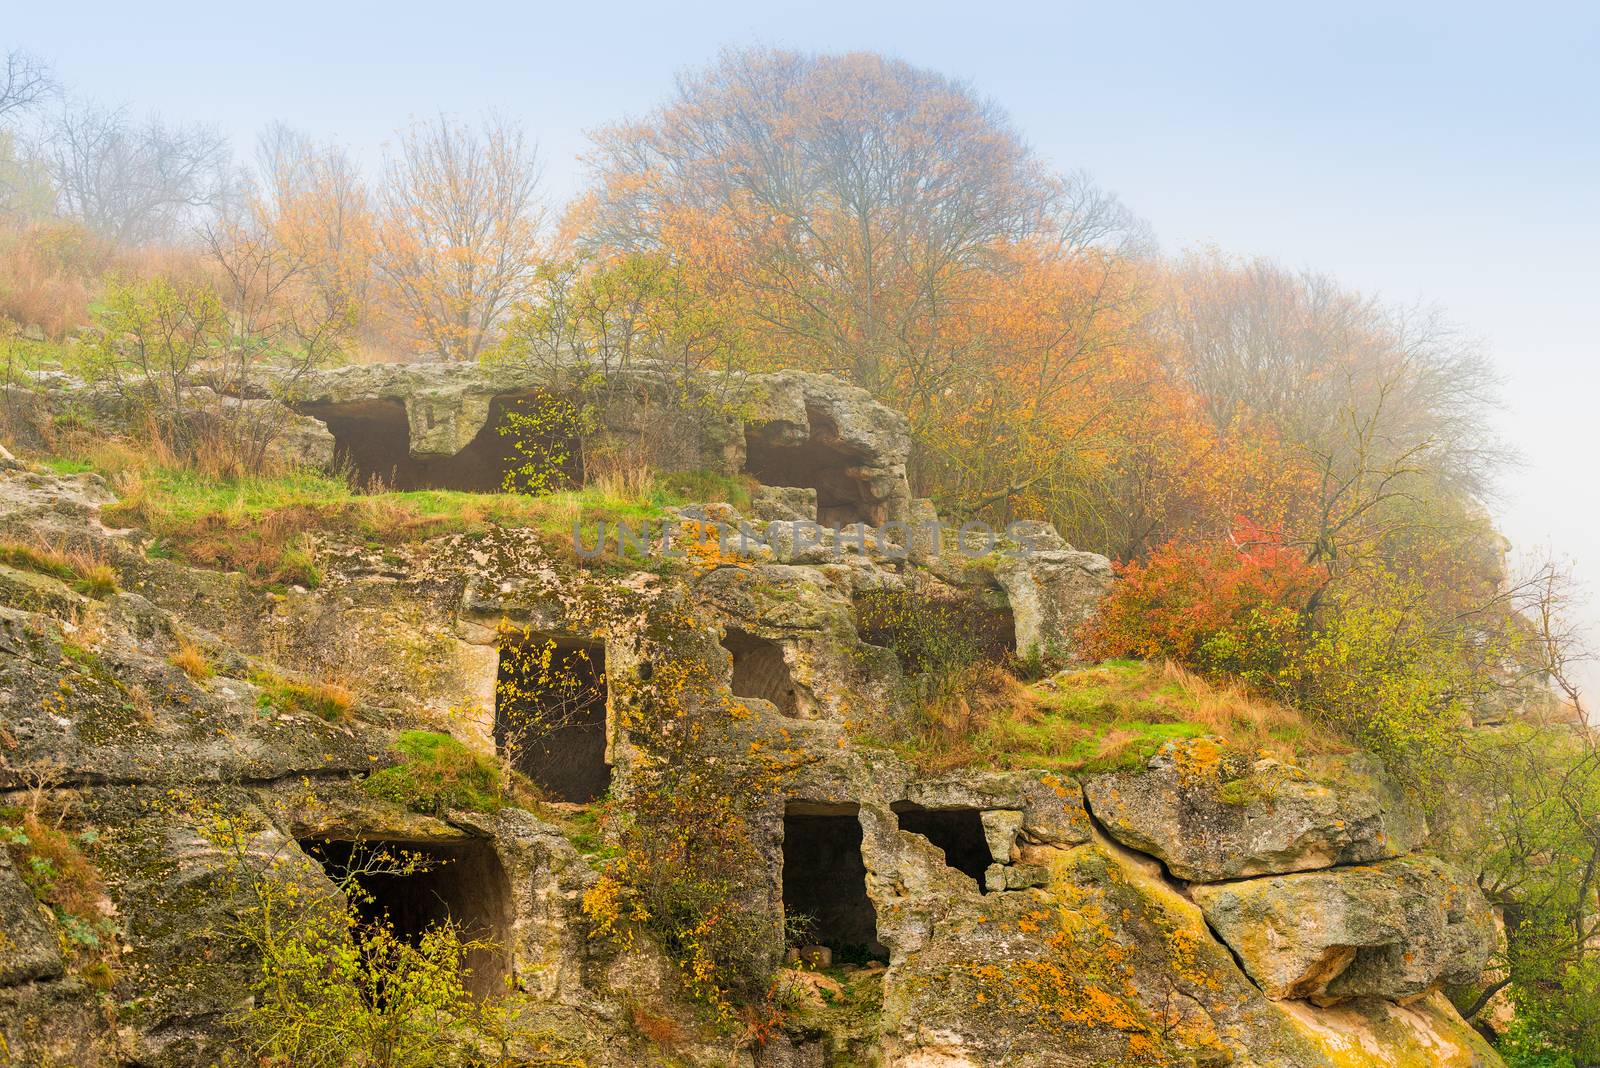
[1079, 525, 1325, 686]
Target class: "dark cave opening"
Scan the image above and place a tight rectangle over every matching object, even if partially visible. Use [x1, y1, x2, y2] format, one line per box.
[299, 836, 511, 998]
[782, 802, 885, 963]
[892, 803, 990, 892]
[722, 627, 798, 716]
[972, 595, 1018, 664]
[853, 587, 1018, 675]
[300, 391, 583, 493]
[495, 637, 609, 803]
[743, 407, 880, 528]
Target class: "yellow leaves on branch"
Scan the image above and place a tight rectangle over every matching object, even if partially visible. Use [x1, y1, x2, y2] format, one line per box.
[374, 115, 545, 362]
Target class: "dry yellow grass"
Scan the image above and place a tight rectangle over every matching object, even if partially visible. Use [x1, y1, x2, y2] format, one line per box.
[1149, 661, 1343, 757]
[0, 535, 118, 597]
[169, 638, 214, 681]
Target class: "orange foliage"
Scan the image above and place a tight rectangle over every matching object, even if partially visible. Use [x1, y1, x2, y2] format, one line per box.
[1078, 526, 1326, 681]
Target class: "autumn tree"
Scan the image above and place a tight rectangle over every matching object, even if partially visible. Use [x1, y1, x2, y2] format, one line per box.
[374, 114, 542, 360]
[586, 50, 1142, 393]
[0, 51, 54, 222]
[200, 199, 356, 465]
[1168, 254, 1501, 494]
[909, 238, 1161, 528]
[580, 47, 1151, 526]
[252, 123, 375, 337]
[494, 250, 753, 409]
[1111, 255, 1505, 573]
[0, 129, 52, 220]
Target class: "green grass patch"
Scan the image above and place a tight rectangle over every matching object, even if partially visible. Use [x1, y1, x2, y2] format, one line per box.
[362, 730, 505, 815]
[92, 463, 684, 583]
[556, 804, 619, 862]
[82, 461, 757, 584]
[36, 457, 96, 475]
[878, 659, 1342, 774]
[654, 468, 756, 510]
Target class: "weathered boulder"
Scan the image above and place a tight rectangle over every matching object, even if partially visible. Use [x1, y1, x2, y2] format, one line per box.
[882, 833, 1331, 1067]
[1192, 856, 1494, 1004]
[1082, 737, 1426, 882]
[1275, 992, 1507, 1068]
[992, 522, 1113, 661]
[751, 485, 819, 523]
[0, 466, 121, 546]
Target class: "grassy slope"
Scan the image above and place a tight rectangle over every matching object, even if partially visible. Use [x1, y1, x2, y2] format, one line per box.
[39, 440, 749, 585]
[909, 659, 1346, 774]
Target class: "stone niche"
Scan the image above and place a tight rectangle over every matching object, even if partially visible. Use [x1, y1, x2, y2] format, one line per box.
[298, 390, 582, 493]
[892, 802, 992, 892]
[299, 836, 512, 998]
[744, 407, 884, 528]
[721, 627, 798, 716]
[782, 801, 885, 962]
[494, 636, 609, 803]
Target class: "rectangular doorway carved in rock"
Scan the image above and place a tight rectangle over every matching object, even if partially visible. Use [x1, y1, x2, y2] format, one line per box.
[495, 636, 609, 803]
[722, 627, 798, 716]
[782, 801, 885, 964]
[299, 836, 511, 998]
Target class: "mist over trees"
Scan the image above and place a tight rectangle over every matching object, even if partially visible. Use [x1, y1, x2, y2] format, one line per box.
[0, 49, 53, 121]
[1, 43, 1596, 1058]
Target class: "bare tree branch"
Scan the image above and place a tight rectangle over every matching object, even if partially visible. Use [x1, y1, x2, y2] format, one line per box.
[0, 49, 55, 124]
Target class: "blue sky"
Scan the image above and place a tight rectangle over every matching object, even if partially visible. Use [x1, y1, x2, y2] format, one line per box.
[11, 0, 1600, 690]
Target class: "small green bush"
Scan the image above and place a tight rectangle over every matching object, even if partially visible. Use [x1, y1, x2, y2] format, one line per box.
[855, 586, 985, 677]
[362, 731, 503, 815]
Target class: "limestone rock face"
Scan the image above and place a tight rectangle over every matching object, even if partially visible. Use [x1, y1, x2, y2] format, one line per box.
[0, 850, 64, 986]
[993, 521, 1113, 661]
[289, 360, 917, 526]
[0, 465, 120, 542]
[1192, 856, 1494, 1004]
[0, 402, 1506, 1068]
[750, 485, 819, 523]
[1082, 737, 1427, 882]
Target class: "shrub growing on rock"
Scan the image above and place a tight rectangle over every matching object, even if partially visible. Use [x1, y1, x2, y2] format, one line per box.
[1078, 532, 1321, 687]
[362, 731, 506, 815]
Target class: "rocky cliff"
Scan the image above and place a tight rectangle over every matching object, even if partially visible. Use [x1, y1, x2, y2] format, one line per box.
[0, 362, 1502, 1066]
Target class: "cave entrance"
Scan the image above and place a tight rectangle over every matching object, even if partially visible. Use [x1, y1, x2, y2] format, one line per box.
[495, 637, 609, 803]
[972, 594, 1017, 665]
[300, 391, 584, 493]
[300, 836, 511, 998]
[782, 802, 884, 963]
[893, 803, 990, 892]
[744, 408, 880, 528]
[854, 587, 1017, 675]
[722, 628, 798, 716]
